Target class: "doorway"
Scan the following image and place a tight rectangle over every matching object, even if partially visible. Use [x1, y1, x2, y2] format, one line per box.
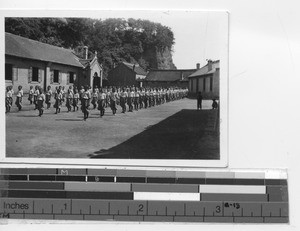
[92, 72, 100, 89]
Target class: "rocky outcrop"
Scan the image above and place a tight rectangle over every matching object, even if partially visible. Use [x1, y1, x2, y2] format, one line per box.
[141, 46, 176, 70]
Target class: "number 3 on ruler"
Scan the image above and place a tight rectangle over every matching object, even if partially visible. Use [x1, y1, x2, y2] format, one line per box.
[215, 206, 221, 213]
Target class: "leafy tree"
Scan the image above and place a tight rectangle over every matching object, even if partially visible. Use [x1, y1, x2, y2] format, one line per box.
[5, 17, 177, 77]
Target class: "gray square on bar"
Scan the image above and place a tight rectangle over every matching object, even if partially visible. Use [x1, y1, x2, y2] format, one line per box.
[234, 217, 264, 223]
[33, 199, 71, 214]
[146, 171, 176, 178]
[148, 201, 185, 216]
[237, 202, 262, 217]
[174, 216, 204, 222]
[144, 215, 174, 222]
[175, 171, 206, 178]
[72, 199, 109, 215]
[87, 169, 117, 176]
[54, 214, 84, 220]
[204, 216, 234, 222]
[116, 170, 146, 177]
[262, 202, 289, 217]
[25, 214, 54, 220]
[57, 169, 87, 175]
[84, 215, 114, 221]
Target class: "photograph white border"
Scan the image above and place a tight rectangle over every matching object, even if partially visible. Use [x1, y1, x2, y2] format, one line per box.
[0, 9, 229, 168]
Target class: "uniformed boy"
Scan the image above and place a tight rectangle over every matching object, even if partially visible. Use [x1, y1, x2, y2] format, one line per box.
[33, 85, 40, 110]
[5, 86, 13, 113]
[119, 87, 128, 113]
[54, 88, 63, 114]
[73, 88, 80, 111]
[15, 85, 23, 111]
[66, 86, 74, 112]
[82, 85, 91, 120]
[109, 88, 118, 115]
[28, 85, 34, 104]
[97, 88, 106, 117]
[37, 87, 45, 117]
[45, 86, 52, 109]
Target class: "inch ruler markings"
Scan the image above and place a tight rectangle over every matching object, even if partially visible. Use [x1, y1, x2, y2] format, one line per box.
[0, 168, 288, 223]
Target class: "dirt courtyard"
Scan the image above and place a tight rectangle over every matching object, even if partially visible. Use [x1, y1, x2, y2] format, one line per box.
[6, 98, 219, 159]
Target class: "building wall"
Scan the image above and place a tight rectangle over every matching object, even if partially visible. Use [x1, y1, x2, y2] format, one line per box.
[48, 63, 81, 90]
[5, 55, 82, 93]
[213, 69, 220, 96]
[143, 81, 188, 88]
[77, 69, 90, 89]
[188, 71, 219, 99]
[192, 79, 197, 92]
[5, 56, 46, 93]
[107, 64, 137, 87]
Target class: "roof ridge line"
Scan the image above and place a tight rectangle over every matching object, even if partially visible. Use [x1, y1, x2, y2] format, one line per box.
[6, 32, 74, 52]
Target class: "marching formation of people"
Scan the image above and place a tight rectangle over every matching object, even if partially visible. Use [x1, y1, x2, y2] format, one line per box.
[5, 84, 189, 120]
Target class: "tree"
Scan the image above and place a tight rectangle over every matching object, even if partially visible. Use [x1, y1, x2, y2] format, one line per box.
[5, 17, 177, 76]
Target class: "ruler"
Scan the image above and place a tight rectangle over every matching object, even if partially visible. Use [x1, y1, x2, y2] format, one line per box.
[0, 168, 288, 223]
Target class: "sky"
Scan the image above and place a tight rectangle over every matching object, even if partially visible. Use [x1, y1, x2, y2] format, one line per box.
[2, 10, 228, 69]
[92, 10, 228, 69]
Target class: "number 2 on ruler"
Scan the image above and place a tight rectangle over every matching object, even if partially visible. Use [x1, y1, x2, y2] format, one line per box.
[138, 204, 144, 212]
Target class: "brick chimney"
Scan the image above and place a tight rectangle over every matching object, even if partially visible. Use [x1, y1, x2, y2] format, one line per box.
[83, 46, 88, 59]
[207, 59, 212, 71]
[196, 63, 200, 69]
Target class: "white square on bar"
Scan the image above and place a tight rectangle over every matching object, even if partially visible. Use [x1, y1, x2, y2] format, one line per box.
[265, 170, 288, 179]
[234, 172, 266, 179]
[199, 185, 266, 194]
[133, 192, 200, 201]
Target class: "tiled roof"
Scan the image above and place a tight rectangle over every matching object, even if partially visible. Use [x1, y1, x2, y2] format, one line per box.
[145, 69, 196, 82]
[5, 32, 84, 68]
[122, 62, 147, 76]
[79, 58, 93, 68]
[188, 60, 220, 78]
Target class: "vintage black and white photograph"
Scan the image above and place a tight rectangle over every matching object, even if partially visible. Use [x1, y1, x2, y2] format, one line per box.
[2, 11, 228, 166]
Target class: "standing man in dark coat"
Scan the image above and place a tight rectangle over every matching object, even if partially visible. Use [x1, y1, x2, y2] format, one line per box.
[197, 91, 203, 110]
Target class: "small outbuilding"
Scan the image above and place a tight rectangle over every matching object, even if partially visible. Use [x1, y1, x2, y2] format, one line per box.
[143, 68, 197, 88]
[107, 62, 147, 87]
[78, 48, 104, 89]
[188, 60, 220, 99]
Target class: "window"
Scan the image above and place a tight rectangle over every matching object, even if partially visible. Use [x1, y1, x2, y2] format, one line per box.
[203, 78, 206, 92]
[53, 70, 59, 83]
[32, 67, 39, 82]
[5, 64, 13, 81]
[69, 72, 74, 83]
[210, 77, 213, 92]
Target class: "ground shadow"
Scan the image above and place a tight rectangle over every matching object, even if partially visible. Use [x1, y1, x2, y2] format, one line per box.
[55, 118, 84, 121]
[90, 109, 219, 160]
[15, 114, 40, 117]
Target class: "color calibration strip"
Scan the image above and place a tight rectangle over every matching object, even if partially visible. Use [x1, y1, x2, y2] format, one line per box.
[0, 168, 288, 223]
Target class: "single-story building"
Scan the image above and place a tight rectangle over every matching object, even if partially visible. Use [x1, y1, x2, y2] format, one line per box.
[5, 32, 103, 93]
[142, 68, 197, 88]
[188, 60, 220, 99]
[107, 62, 147, 87]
